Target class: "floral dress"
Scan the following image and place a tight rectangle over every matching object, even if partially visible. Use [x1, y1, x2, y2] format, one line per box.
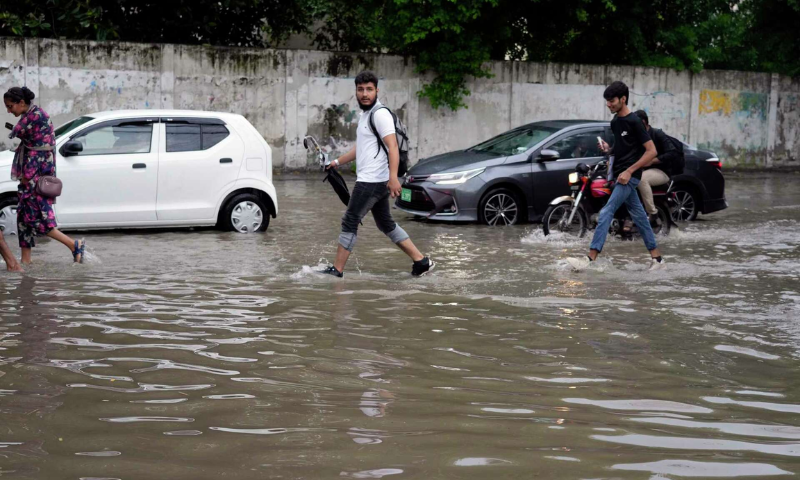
[10, 105, 57, 249]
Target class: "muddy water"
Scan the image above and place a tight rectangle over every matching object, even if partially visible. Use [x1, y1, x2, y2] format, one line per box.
[1, 173, 799, 479]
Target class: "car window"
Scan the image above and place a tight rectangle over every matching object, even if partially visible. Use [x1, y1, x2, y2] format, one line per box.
[73, 123, 152, 155]
[202, 125, 230, 150]
[54, 116, 94, 138]
[547, 131, 604, 160]
[166, 124, 202, 152]
[468, 126, 557, 156]
[166, 123, 230, 152]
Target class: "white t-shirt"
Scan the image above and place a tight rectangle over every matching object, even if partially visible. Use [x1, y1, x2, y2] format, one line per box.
[356, 102, 396, 183]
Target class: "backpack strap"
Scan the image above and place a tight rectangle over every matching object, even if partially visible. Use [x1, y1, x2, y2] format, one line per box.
[368, 106, 391, 159]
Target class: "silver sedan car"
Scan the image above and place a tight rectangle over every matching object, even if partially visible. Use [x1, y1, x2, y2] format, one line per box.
[396, 120, 726, 225]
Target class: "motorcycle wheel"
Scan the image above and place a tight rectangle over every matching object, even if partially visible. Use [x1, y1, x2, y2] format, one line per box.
[654, 204, 672, 235]
[542, 202, 587, 238]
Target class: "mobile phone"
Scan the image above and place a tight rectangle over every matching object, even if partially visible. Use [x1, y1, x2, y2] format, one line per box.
[4, 122, 12, 130]
[596, 136, 603, 145]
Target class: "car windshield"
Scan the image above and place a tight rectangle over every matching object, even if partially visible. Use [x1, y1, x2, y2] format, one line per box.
[468, 126, 558, 156]
[54, 116, 94, 138]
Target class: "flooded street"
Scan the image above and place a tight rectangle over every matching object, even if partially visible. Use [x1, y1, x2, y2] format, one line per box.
[2, 172, 800, 479]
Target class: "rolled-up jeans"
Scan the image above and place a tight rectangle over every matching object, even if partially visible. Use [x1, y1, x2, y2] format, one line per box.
[637, 168, 670, 215]
[590, 177, 658, 253]
[339, 181, 409, 252]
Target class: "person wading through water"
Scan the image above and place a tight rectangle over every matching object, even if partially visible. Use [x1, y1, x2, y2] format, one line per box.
[566, 81, 665, 271]
[4, 86, 85, 265]
[0, 231, 23, 272]
[318, 71, 433, 278]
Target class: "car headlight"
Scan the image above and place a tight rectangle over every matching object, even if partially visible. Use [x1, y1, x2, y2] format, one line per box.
[568, 172, 579, 184]
[428, 168, 485, 185]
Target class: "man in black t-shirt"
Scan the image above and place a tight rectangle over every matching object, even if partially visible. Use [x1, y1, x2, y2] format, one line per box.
[634, 109, 678, 223]
[567, 81, 666, 271]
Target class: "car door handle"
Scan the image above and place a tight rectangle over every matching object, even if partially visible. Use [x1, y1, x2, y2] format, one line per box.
[220, 158, 233, 164]
[132, 163, 146, 169]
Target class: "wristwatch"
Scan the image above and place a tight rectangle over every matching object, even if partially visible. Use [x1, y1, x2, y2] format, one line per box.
[334, 158, 340, 167]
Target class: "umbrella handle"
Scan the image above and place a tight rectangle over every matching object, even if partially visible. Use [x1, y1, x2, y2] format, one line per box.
[320, 152, 332, 169]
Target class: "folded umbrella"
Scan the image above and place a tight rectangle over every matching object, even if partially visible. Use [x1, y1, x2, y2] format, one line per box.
[303, 134, 355, 211]
[323, 167, 350, 206]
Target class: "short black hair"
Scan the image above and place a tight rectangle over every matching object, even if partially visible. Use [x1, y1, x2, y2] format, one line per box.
[634, 109, 649, 125]
[603, 81, 629, 105]
[355, 70, 379, 87]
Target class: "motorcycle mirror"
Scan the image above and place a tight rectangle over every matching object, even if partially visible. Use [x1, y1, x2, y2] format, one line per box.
[302, 138, 309, 150]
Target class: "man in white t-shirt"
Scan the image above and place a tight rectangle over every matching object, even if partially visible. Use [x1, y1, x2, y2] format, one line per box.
[318, 71, 434, 278]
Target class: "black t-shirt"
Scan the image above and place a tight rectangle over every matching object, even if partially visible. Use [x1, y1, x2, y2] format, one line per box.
[610, 112, 651, 180]
[646, 127, 678, 175]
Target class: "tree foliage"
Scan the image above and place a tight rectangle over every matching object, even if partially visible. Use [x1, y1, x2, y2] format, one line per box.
[0, 0, 311, 46]
[312, 0, 500, 109]
[311, 0, 800, 109]
[2, 0, 799, 109]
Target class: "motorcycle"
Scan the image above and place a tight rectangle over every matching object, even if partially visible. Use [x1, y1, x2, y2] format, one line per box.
[542, 160, 674, 238]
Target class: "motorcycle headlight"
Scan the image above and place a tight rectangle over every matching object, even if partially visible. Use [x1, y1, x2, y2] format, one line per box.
[568, 172, 579, 184]
[428, 167, 485, 185]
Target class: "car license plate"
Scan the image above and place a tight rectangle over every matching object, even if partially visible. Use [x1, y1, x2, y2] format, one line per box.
[571, 185, 581, 191]
[401, 188, 412, 202]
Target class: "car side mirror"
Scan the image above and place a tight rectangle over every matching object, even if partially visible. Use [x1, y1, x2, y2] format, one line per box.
[61, 141, 83, 156]
[536, 149, 560, 162]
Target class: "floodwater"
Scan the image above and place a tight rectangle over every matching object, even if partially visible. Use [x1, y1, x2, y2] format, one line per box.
[1, 173, 799, 479]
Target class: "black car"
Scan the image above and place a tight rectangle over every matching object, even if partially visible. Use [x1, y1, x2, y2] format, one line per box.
[396, 120, 726, 225]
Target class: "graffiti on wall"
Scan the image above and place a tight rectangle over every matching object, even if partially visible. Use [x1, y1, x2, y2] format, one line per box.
[699, 90, 768, 120]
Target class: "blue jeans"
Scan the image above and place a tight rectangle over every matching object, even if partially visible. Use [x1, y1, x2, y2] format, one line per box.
[589, 177, 658, 253]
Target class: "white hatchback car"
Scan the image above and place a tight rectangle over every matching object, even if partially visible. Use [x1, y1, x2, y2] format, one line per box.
[0, 110, 277, 235]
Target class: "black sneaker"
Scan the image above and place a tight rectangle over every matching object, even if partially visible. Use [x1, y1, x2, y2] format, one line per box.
[411, 257, 435, 277]
[318, 266, 343, 278]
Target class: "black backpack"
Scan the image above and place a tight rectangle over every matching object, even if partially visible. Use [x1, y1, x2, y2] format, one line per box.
[368, 106, 410, 177]
[663, 131, 686, 175]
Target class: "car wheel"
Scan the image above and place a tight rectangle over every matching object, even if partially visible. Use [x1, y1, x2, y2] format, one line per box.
[0, 196, 18, 238]
[220, 193, 270, 233]
[479, 188, 522, 226]
[671, 187, 699, 222]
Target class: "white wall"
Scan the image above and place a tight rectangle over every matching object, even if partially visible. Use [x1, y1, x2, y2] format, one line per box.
[1, 37, 797, 169]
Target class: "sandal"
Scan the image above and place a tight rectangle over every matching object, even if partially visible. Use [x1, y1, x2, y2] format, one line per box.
[72, 239, 85, 264]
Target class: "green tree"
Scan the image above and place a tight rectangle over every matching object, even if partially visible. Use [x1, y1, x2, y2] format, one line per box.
[746, 0, 800, 76]
[0, 0, 313, 46]
[0, 0, 117, 41]
[313, 0, 501, 110]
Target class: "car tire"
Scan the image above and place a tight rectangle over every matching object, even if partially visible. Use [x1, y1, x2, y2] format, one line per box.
[0, 195, 19, 238]
[219, 193, 270, 233]
[479, 188, 522, 226]
[671, 186, 699, 222]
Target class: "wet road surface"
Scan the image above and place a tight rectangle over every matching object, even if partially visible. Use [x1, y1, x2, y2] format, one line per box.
[1, 173, 799, 479]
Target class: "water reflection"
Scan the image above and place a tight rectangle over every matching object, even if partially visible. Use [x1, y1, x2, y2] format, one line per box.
[611, 460, 793, 477]
[1, 175, 799, 478]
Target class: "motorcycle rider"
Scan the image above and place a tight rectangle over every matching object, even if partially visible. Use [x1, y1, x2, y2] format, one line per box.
[633, 110, 679, 227]
[567, 81, 666, 271]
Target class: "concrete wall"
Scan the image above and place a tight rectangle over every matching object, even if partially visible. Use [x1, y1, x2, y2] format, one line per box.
[1, 37, 798, 169]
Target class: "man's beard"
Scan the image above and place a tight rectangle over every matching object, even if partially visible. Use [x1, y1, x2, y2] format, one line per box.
[359, 97, 377, 111]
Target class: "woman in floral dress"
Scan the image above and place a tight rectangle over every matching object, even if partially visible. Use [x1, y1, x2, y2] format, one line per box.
[4, 87, 84, 264]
